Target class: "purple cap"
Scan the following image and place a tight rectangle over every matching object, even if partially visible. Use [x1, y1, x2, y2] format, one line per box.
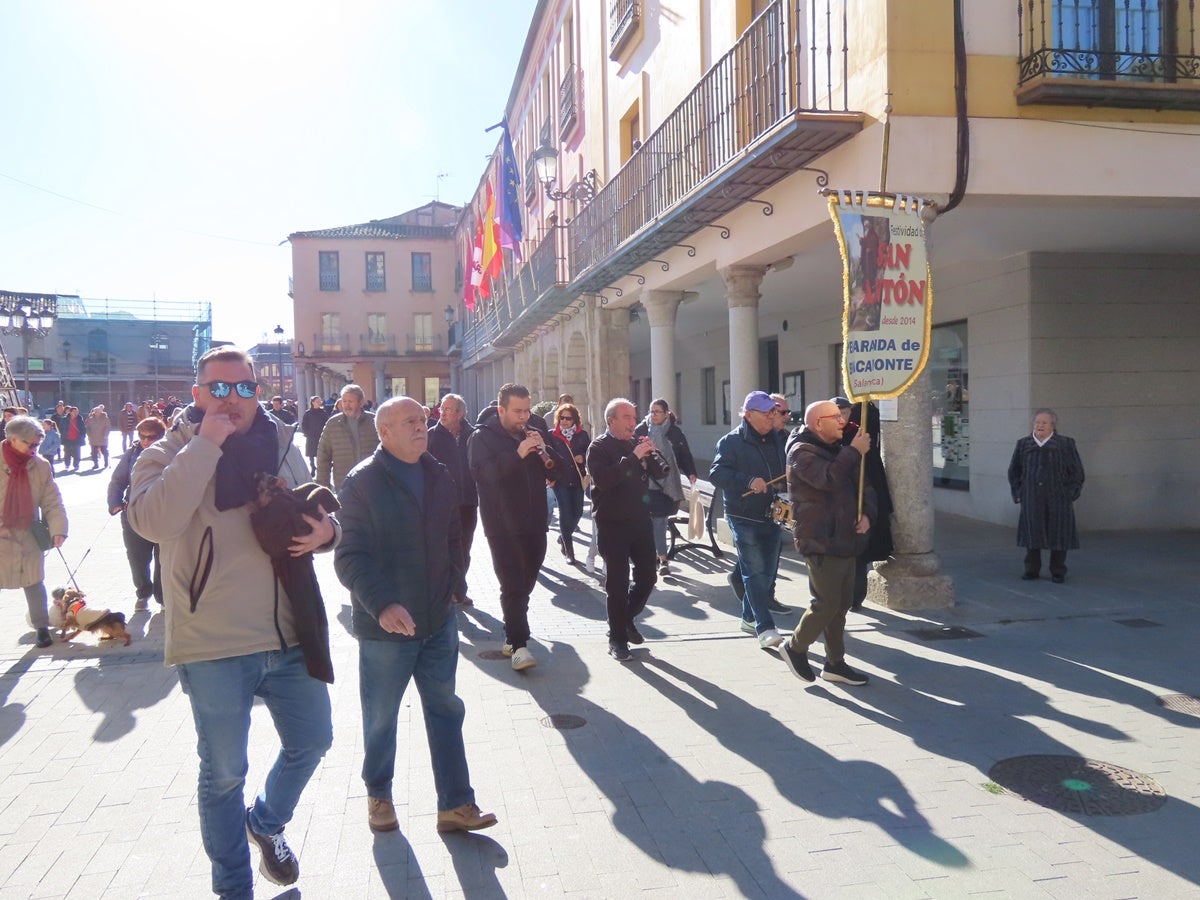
[743, 391, 778, 413]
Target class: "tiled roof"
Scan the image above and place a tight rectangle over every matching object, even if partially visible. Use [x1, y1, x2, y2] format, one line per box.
[289, 221, 455, 240]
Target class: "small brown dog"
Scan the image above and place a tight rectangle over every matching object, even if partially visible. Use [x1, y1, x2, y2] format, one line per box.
[51, 588, 132, 646]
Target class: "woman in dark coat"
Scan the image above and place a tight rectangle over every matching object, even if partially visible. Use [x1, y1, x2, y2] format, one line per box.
[634, 399, 697, 575]
[300, 395, 330, 477]
[548, 403, 590, 563]
[1007, 408, 1084, 583]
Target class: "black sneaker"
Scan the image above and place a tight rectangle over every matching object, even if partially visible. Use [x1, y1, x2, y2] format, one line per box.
[246, 809, 299, 886]
[727, 570, 745, 601]
[625, 622, 645, 645]
[779, 644, 815, 682]
[608, 641, 633, 662]
[821, 661, 869, 686]
[35, 627, 53, 648]
[767, 598, 792, 615]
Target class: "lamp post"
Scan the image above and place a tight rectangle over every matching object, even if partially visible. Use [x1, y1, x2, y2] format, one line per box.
[273, 324, 285, 397]
[531, 141, 597, 204]
[0, 293, 58, 408]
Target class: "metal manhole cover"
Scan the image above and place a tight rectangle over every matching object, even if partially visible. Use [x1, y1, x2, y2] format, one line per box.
[1158, 694, 1200, 717]
[540, 714, 586, 730]
[907, 625, 983, 641]
[1115, 618, 1162, 628]
[989, 755, 1166, 816]
[478, 650, 508, 661]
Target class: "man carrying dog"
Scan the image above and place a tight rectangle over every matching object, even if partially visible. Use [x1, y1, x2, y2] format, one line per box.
[778, 399, 875, 686]
[128, 346, 338, 898]
[335, 396, 497, 836]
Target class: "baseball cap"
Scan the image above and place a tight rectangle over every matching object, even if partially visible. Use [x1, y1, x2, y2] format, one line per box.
[743, 391, 778, 413]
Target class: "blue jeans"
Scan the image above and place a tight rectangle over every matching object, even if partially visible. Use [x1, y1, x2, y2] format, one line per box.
[726, 517, 783, 633]
[359, 612, 475, 812]
[177, 646, 332, 900]
[554, 485, 585, 556]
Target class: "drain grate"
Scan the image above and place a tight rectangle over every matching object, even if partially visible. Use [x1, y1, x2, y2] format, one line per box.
[989, 755, 1166, 816]
[478, 650, 508, 661]
[907, 625, 983, 641]
[540, 714, 586, 730]
[1158, 694, 1200, 718]
[1115, 618, 1162, 629]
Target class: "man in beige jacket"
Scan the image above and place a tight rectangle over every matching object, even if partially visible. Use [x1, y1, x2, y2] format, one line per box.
[315, 384, 378, 491]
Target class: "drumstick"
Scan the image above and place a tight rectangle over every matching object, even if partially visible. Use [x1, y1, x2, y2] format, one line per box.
[741, 472, 788, 498]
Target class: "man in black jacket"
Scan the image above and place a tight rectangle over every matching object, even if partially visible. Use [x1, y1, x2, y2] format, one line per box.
[467, 383, 553, 672]
[586, 398, 667, 662]
[335, 396, 496, 836]
[427, 392, 478, 604]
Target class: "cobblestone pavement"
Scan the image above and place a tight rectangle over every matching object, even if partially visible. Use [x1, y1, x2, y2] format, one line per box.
[1, 440, 1199, 898]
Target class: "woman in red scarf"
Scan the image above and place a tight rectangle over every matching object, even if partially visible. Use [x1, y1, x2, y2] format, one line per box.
[1, 416, 68, 648]
[549, 403, 590, 564]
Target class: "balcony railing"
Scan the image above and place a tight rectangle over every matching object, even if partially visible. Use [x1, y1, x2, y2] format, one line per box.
[411, 273, 433, 292]
[1017, 0, 1200, 107]
[360, 333, 397, 355]
[406, 334, 448, 354]
[569, 0, 856, 288]
[559, 63, 579, 137]
[319, 273, 340, 291]
[311, 333, 349, 356]
[609, 0, 640, 57]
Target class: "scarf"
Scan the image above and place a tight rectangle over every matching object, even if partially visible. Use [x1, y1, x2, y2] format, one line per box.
[188, 405, 280, 511]
[645, 418, 683, 503]
[2, 440, 36, 530]
[557, 423, 577, 440]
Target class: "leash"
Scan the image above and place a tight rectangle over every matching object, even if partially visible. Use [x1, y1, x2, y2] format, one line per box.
[54, 512, 115, 591]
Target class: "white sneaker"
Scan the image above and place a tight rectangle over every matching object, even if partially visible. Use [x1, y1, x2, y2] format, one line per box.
[501, 644, 514, 657]
[511, 647, 537, 671]
[757, 631, 785, 650]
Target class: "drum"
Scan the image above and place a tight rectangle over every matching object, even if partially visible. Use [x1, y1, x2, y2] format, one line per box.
[769, 495, 793, 527]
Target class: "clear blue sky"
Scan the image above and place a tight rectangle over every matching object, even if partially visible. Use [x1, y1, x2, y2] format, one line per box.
[0, 0, 535, 348]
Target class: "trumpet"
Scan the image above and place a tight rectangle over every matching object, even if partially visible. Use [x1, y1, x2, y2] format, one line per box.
[525, 429, 556, 469]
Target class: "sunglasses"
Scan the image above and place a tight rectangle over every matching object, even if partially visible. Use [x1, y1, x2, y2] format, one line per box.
[199, 380, 258, 399]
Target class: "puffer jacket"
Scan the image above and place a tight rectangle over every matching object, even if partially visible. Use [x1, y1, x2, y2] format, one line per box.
[787, 428, 876, 558]
[334, 449, 465, 642]
[468, 417, 551, 537]
[0, 451, 67, 589]
[316, 411, 378, 490]
[127, 407, 336, 666]
[709, 419, 787, 524]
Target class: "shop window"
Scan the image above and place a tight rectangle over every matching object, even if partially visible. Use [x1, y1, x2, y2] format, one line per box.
[931, 321, 969, 490]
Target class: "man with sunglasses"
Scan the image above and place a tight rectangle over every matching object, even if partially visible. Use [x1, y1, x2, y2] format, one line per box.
[778, 399, 874, 687]
[128, 347, 339, 898]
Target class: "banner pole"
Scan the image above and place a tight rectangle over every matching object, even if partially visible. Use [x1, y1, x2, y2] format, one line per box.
[857, 397, 868, 520]
[879, 94, 893, 193]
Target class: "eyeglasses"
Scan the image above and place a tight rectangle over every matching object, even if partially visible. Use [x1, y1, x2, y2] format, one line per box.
[13, 437, 41, 448]
[817, 413, 843, 423]
[559, 417, 576, 423]
[777, 409, 792, 416]
[199, 380, 258, 399]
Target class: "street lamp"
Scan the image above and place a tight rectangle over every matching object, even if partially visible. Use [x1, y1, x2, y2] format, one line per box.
[0, 292, 58, 408]
[273, 324, 285, 397]
[531, 141, 597, 204]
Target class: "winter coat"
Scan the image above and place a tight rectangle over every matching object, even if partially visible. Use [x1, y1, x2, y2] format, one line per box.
[61, 413, 84, 445]
[710, 419, 787, 524]
[0, 450, 67, 589]
[127, 408, 336, 667]
[300, 407, 329, 459]
[634, 420, 697, 480]
[548, 428, 591, 490]
[108, 442, 145, 511]
[39, 430, 61, 462]
[841, 402, 894, 562]
[315, 411, 378, 490]
[787, 428, 876, 558]
[587, 432, 668, 522]
[334, 449, 465, 643]
[118, 407, 139, 434]
[427, 420, 478, 507]
[1007, 433, 1084, 551]
[85, 410, 111, 446]
[468, 417, 552, 537]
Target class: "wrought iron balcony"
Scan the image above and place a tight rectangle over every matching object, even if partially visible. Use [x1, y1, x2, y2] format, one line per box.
[319, 273, 340, 291]
[406, 334, 447, 354]
[559, 63, 579, 138]
[360, 333, 397, 355]
[609, 0, 640, 58]
[1017, 0, 1200, 107]
[567, 0, 862, 297]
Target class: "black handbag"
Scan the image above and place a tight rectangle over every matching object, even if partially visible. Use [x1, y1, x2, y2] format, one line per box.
[29, 517, 54, 553]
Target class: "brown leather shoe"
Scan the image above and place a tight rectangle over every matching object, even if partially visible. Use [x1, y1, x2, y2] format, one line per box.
[436, 802, 497, 833]
[368, 797, 399, 833]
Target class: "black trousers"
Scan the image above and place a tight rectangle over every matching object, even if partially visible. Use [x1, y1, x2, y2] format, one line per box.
[485, 530, 546, 650]
[597, 516, 657, 641]
[121, 513, 162, 602]
[459, 505, 478, 573]
[1024, 548, 1068, 578]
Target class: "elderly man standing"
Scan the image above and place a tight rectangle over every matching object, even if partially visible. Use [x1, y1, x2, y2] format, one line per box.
[710, 391, 790, 650]
[335, 396, 496, 836]
[316, 384, 378, 491]
[426, 393, 478, 605]
[128, 346, 338, 897]
[117, 401, 139, 451]
[586, 398, 667, 662]
[468, 383, 553, 672]
[778, 399, 875, 686]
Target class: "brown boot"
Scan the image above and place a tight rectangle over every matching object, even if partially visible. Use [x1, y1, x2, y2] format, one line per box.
[436, 802, 497, 833]
[368, 797, 398, 833]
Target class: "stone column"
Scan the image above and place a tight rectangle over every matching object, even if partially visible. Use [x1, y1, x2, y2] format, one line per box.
[643, 290, 684, 413]
[721, 265, 766, 410]
[373, 361, 386, 405]
[591, 301, 631, 419]
[866, 365, 955, 608]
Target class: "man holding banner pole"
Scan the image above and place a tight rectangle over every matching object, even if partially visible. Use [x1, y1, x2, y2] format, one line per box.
[779, 400, 875, 685]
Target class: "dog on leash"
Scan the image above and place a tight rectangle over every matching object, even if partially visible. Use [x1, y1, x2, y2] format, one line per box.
[50, 587, 132, 646]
